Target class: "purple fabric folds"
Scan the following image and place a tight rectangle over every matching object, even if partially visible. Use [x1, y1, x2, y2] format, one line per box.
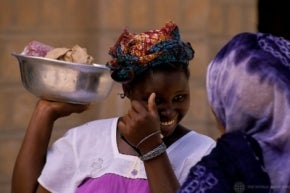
[76, 173, 149, 193]
[207, 32, 290, 193]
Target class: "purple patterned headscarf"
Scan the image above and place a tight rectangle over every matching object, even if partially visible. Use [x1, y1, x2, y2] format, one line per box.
[207, 32, 290, 192]
[106, 21, 194, 83]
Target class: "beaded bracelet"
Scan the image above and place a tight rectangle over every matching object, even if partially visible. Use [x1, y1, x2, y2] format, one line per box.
[139, 142, 167, 161]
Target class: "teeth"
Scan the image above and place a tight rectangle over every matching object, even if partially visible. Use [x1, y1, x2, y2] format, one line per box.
[161, 119, 175, 126]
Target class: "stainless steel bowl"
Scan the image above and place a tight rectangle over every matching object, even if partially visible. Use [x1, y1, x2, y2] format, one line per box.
[12, 53, 114, 104]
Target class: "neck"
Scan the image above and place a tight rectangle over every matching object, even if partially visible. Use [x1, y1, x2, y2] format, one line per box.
[162, 125, 189, 147]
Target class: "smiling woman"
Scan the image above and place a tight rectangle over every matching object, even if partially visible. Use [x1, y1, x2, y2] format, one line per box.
[12, 21, 216, 193]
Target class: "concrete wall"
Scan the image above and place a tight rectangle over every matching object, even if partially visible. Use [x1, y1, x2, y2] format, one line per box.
[0, 0, 257, 192]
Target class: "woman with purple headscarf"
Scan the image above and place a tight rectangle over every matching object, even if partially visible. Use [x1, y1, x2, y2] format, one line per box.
[179, 32, 290, 193]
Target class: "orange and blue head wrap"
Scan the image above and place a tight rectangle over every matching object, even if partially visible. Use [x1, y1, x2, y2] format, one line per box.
[106, 21, 194, 83]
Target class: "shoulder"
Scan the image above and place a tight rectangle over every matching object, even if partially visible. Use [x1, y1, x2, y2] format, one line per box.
[50, 117, 119, 153]
[168, 131, 216, 183]
[68, 117, 118, 136]
[56, 117, 118, 147]
[178, 131, 216, 158]
[186, 131, 216, 147]
[169, 130, 216, 158]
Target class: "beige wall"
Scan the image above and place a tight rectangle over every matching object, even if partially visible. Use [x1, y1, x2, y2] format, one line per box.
[0, 0, 257, 192]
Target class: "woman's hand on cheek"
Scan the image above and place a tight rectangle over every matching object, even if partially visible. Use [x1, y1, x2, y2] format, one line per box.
[119, 93, 160, 146]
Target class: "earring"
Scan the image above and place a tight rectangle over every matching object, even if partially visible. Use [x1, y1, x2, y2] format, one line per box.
[118, 93, 125, 99]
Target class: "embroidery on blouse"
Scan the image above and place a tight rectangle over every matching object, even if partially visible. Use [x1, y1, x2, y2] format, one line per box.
[90, 158, 104, 176]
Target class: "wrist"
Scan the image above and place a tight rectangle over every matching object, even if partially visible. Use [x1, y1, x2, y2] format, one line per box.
[138, 133, 163, 155]
[139, 142, 167, 161]
[35, 100, 61, 121]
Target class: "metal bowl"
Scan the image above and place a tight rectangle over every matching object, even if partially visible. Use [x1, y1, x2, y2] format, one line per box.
[12, 53, 114, 104]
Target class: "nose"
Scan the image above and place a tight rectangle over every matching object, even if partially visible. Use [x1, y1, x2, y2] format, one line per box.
[158, 102, 175, 117]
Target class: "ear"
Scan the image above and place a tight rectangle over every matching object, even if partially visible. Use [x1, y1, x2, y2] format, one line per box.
[122, 84, 131, 99]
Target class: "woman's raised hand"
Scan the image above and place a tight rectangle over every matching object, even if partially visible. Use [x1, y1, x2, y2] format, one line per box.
[35, 99, 89, 121]
[118, 93, 161, 148]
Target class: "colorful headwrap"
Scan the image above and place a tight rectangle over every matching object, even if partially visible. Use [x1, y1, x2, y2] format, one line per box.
[207, 32, 290, 192]
[106, 21, 194, 83]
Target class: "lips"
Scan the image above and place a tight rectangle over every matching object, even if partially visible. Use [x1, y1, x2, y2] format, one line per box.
[160, 116, 177, 127]
[160, 119, 175, 126]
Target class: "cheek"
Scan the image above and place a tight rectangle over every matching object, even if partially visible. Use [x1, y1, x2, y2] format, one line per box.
[178, 100, 190, 116]
[182, 104, 190, 115]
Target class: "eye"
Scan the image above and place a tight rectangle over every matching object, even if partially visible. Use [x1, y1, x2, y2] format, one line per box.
[141, 97, 162, 105]
[173, 94, 187, 102]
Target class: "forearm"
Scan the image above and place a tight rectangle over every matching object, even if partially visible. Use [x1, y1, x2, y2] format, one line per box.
[11, 99, 88, 193]
[139, 134, 180, 193]
[12, 106, 55, 193]
[144, 154, 180, 193]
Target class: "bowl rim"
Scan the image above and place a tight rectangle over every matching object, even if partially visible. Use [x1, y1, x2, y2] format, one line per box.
[11, 52, 109, 70]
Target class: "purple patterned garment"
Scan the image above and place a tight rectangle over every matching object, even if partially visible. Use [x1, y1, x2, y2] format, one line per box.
[206, 32, 290, 193]
[179, 131, 270, 193]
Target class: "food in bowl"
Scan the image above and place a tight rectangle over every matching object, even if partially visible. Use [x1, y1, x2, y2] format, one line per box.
[22, 40, 94, 64]
[45, 45, 94, 64]
[21, 40, 53, 57]
[13, 41, 113, 104]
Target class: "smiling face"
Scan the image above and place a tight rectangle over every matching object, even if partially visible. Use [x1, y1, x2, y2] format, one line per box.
[124, 69, 190, 137]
